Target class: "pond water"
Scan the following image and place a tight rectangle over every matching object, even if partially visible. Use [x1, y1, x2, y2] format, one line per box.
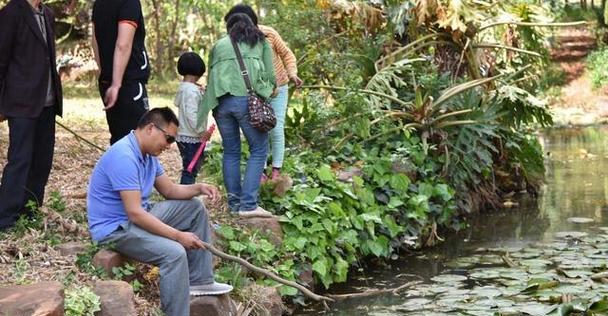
[298, 127, 608, 315]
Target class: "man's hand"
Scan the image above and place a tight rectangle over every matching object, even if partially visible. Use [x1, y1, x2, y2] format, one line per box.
[103, 85, 121, 110]
[200, 183, 220, 204]
[290, 75, 303, 89]
[175, 231, 205, 250]
[0, 114, 5, 122]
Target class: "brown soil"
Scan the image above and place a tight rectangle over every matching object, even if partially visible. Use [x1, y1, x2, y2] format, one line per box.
[549, 26, 608, 122]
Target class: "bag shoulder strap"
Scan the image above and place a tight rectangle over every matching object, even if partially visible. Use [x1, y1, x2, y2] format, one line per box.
[230, 38, 254, 93]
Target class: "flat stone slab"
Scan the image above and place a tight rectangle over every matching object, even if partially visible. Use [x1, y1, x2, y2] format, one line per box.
[190, 294, 237, 316]
[93, 249, 127, 278]
[56, 241, 87, 256]
[0, 281, 64, 316]
[93, 280, 136, 316]
[237, 217, 283, 246]
[257, 286, 284, 316]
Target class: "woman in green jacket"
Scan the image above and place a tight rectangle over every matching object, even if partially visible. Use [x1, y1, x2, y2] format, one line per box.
[199, 13, 276, 218]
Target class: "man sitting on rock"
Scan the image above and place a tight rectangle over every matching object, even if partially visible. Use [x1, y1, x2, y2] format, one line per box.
[86, 107, 232, 316]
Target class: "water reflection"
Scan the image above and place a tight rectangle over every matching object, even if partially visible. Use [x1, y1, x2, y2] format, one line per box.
[297, 127, 608, 315]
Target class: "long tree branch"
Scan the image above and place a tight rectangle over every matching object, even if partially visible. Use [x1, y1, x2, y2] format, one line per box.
[56, 121, 105, 152]
[326, 280, 423, 300]
[201, 241, 334, 303]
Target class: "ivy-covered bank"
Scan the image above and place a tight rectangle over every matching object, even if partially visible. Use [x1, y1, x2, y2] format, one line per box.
[199, 0, 575, 301]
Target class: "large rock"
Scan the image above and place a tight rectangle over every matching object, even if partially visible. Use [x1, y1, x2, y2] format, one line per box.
[0, 281, 64, 316]
[190, 294, 237, 316]
[336, 167, 362, 183]
[297, 264, 315, 290]
[93, 280, 136, 316]
[56, 241, 87, 256]
[257, 287, 284, 316]
[92, 249, 127, 278]
[237, 217, 283, 247]
[269, 175, 293, 197]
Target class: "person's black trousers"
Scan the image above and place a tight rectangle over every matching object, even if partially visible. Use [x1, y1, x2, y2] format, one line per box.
[0, 106, 56, 229]
[99, 80, 149, 144]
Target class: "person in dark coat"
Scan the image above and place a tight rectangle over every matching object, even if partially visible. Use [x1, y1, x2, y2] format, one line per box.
[0, 0, 63, 230]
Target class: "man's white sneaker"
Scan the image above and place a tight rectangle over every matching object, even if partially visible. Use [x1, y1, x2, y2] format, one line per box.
[238, 206, 273, 218]
[190, 282, 233, 296]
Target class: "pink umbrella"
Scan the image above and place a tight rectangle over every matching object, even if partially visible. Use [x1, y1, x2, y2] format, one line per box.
[187, 124, 216, 173]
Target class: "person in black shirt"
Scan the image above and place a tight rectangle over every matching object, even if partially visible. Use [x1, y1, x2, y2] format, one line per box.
[91, 0, 150, 144]
[0, 0, 63, 230]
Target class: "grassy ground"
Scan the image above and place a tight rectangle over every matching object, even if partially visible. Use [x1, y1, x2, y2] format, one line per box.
[0, 81, 231, 315]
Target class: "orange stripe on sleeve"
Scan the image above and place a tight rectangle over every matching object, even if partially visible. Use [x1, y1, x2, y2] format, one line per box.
[118, 20, 138, 28]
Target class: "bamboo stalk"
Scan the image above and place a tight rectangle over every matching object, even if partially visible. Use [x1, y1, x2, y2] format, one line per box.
[365, 123, 420, 143]
[302, 85, 412, 108]
[432, 109, 473, 123]
[479, 20, 587, 32]
[201, 241, 334, 303]
[433, 74, 504, 108]
[473, 44, 543, 57]
[374, 33, 443, 70]
[435, 120, 477, 129]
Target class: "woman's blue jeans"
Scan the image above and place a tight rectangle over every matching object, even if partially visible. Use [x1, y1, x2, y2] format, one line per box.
[213, 95, 268, 212]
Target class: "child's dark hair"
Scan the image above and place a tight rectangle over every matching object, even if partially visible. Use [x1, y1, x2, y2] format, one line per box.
[224, 3, 258, 26]
[226, 13, 264, 47]
[177, 52, 206, 77]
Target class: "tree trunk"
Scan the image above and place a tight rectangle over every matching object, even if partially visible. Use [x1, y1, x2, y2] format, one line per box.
[149, 0, 164, 76]
[167, 0, 181, 66]
[602, 0, 608, 26]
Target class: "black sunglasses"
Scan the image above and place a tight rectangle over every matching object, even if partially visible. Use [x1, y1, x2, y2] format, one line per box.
[152, 123, 176, 144]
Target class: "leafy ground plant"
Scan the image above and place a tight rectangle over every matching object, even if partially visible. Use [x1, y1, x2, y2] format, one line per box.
[587, 46, 608, 89]
[64, 286, 101, 316]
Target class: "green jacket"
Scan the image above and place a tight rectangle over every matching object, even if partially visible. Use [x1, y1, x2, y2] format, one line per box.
[198, 36, 276, 127]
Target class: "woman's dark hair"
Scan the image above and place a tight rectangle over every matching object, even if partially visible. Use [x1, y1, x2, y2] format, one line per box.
[224, 3, 258, 26]
[137, 107, 179, 129]
[226, 13, 264, 47]
[177, 52, 206, 77]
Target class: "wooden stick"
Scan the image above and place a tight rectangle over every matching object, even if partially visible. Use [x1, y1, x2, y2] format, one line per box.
[201, 241, 334, 303]
[56, 120, 105, 152]
[326, 280, 422, 300]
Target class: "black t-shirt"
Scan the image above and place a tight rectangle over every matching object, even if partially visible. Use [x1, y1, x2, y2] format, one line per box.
[92, 0, 150, 83]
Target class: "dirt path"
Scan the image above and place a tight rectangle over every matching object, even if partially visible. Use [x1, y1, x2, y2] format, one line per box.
[549, 25, 608, 126]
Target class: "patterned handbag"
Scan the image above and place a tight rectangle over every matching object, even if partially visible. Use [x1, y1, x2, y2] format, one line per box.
[230, 38, 277, 132]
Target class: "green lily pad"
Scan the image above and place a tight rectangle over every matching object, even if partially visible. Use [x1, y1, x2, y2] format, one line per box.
[511, 251, 542, 259]
[520, 259, 553, 268]
[567, 217, 594, 224]
[558, 269, 593, 278]
[555, 231, 588, 239]
[517, 302, 558, 315]
[398, 298, 433, 311]
[445, 256, 479, 269]
[469, 267, 513, 280]
[431, 274, 468, 283]
[470, 286, 503, 298]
